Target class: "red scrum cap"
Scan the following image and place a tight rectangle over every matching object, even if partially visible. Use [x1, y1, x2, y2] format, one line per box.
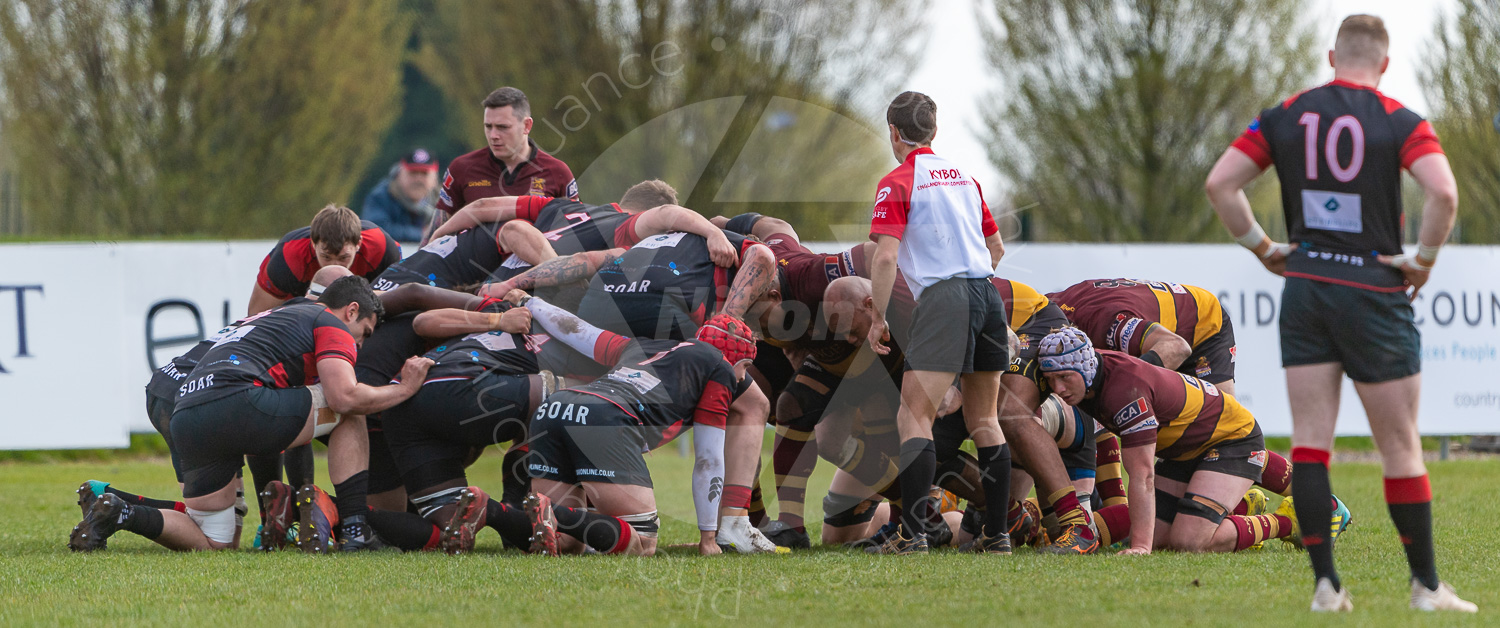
[696, 314, 757, 364]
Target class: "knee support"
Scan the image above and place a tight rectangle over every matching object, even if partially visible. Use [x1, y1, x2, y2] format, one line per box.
[306, 384, 344, 438]
[1154, 488, 1181, 524]
[187, 506, 238, 544]
[1175, 493, 1230, 526]
[619, 511, 660, 539]
[822, 492, 880, 527]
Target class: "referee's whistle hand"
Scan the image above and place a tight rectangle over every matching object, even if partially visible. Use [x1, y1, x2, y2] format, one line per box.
[867, 320, 890, 355]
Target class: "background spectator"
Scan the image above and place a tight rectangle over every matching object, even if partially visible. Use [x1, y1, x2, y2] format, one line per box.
[361, 149, 439, 242]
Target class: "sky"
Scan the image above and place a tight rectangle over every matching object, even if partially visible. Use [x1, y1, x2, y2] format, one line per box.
[904, 0, 1456, 193]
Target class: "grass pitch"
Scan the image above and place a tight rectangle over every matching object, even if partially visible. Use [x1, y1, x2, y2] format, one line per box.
[0, 446, 1495, 626]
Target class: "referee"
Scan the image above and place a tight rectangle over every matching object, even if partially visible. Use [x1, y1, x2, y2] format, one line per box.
[1205, 15, 1472, 613]
[864, 91, 1011, 555]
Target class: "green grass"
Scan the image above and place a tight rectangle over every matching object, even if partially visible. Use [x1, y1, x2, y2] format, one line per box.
[1, 448, 1495, 626]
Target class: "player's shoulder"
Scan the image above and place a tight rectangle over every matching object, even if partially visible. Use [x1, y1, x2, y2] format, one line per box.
[446, 148, 493, 173]
[277, 225, 313, 245]
[531, 146, 574, 176]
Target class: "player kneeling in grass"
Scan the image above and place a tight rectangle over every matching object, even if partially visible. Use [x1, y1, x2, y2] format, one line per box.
[1036, 327, 1349, 554]
[518, 294, 775, 556]
[70, 277, 432, 553]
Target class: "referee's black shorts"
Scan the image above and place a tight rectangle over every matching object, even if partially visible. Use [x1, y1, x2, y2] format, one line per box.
[905, 277, 1009, 374]
[1279, 276, 1419, 383]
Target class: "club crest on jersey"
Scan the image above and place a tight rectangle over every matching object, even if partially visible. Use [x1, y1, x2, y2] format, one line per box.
[1195, 356, 1212, 378]
[1016, 334, 1031, 351]
[530, 177, 547, 195]
[1202, 448, 1221, 463]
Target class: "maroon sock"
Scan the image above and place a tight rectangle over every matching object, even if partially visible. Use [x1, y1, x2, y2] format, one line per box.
[1258, 450, 1293, 496]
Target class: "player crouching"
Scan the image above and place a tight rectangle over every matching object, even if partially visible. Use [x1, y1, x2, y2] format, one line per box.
[1036, 327, 1349, 554]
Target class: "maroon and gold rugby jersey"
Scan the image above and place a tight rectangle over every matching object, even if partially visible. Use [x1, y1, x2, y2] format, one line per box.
[1047, 279, 1223, 356]
[435, 141, 577, 214]
[759, 232, 915, 352]
[992, 279, 1051, 331]
[256, 221, 401, 299]
[1077, 350, 1256, 460]
[174, 302, 358, 410]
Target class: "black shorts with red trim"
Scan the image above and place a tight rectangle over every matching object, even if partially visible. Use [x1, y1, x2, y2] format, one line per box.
[1154, 426, 1267, 484]
[171, 386, 312, 498]
[1280, 276, 1419, 383]
[525, 391, 653, 488]
[380, 375, 532, 495]
[1181, 308, 1236, 385]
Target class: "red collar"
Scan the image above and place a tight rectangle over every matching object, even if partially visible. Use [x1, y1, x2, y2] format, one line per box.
[903, 146, 935, 164]
[1327, 78, 1381, 93]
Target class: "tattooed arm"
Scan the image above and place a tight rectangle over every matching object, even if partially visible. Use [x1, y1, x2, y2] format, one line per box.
[493, 248, 626, 293]
[720, 243, 776, 321]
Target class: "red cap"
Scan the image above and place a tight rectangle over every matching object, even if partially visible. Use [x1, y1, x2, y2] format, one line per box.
[401, 148, 438, 172]
[696, 314, 757, 364]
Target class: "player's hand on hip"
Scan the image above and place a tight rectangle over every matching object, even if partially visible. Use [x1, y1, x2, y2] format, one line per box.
[867, 319, 890, 355]
[399, 356, 435, 386]
[1377, 254, 1433, 302]
[1256, 242, 1297, 277]
[708, 233, 738, 268]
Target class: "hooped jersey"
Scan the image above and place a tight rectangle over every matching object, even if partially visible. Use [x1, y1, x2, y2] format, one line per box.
[992, 278, 1051, 331]
[256, 222, 400, 299]
[869, 147, 998, 299]
[174, 302, 358, 410]
[1230, 79, 1443, 291]
[552, 339, 743, 449]
[1048, 279, 1223, 356]
[1077, 350, 1256, 460]
[146, 297, 313, 399]
[421, 299, 541, 382]
[756, 233, 915, 352]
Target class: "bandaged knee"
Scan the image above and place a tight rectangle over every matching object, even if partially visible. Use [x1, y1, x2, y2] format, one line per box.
[187, 506, 238, 544]
[823, 492, 879, 527]
[619, 511, 660, 538]
[306, 384, 343, 438]
[1176, 493, 1230, 526]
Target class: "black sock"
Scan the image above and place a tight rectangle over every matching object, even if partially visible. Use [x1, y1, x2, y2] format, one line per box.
[500, 449, 529, 506]
[1292, 456, 1339, 589]
[104, 486, 181, 511]
[897, 438, 937, 537]
[553, 505, 627, 553]
[284, 445, 316, 487]
[245, 453, 282, 499]
[120, 503, 165, 540]
[1385, 475, 1439, 590]
[333, 470, 369, 521]
[366, 508, 439, 551]
[976, 444, 1012, 537]
[485, 499, 532, 548]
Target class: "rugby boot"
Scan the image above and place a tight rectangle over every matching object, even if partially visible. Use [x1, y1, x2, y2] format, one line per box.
[760, 520, 811, 550]
[1275, 496, 1301, 548]
[1242, 488, 1270, 549]
[440, 487, 490, 555]
[294, 485, 339, 554]
[961, 530, 1013, 555]
[76, 480, 108, 519]
[68, 493, 128, 552]
[846, 518, 899, 550]
[1006, 500, 1042, 547]
[865, 525, 928, 556]
[1329, 494, 1352, 541]
[925, 517, 953, 549]
[258, 480, 295, 551]
[1310, 577, 1353, 612]
[338, 515, 387, 552]
[524, 492, 559, 556]
[1409, 579, 1478, 612]
[720, 515, 778, 554]
[1039, 524, 1097, 555]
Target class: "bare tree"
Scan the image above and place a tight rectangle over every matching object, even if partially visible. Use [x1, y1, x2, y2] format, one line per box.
[1420, 0, 1500, 243]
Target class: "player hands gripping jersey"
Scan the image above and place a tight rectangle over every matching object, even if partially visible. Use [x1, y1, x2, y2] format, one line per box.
[1205, 15, 1472, 612]
[71, 278, 432, 554]
[1048, 278, 1238, 393]
[249, 205, 401, 314]
[1035, 328, 1304, 555]
[519, 295, 774, 556]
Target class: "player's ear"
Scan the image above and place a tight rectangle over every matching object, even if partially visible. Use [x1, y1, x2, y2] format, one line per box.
[522, 116, 534, 135]
[1327, 49, 1336, 69]
[1378, 56, 1389, 74]
[888, 124, 900, 144]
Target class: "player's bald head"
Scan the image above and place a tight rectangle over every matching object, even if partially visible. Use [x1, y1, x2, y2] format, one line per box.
[308, 265, 354, 297]
[825, 276, 872, 306]
[1333, 14, 1388, 71]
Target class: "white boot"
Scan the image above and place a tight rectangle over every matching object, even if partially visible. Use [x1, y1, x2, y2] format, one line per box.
[1310, 578, 1353, 612]
[718, 515, 777, 553]
[1410, 579, 1478, 612]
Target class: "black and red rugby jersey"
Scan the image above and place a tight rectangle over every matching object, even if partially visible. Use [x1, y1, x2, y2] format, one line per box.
[173, 302, 358, 410]
[1231, 79, 1443, 291]
[256, 221, 401, 299]
[146, 297, 313, 399]
[556, 339, 741, 449]
[576, 229, 766, 336]
[421, 300, 541, 382]
[492, 197, 640, 280]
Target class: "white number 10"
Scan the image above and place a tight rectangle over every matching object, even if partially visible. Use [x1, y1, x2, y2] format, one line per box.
[1299, 113, 1365, 182]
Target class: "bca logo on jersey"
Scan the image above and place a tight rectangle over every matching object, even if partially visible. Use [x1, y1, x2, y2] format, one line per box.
[1114, 397, 1157, 435]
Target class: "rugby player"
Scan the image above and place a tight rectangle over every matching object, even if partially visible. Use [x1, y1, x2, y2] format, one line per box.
[247, 205, 401, 315]
[519, 295, 775, 555]
[426, 86, 577, 242]
[70, 277, 432, 553]
[1035, 328, 1324, 555]
[863, 91, 1012, 554]
[1204, 14, 1473, 611]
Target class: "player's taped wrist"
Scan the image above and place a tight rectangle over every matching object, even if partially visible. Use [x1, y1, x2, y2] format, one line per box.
[1416, 243, 1440, 268]
[1234, 223, 1288, 259]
